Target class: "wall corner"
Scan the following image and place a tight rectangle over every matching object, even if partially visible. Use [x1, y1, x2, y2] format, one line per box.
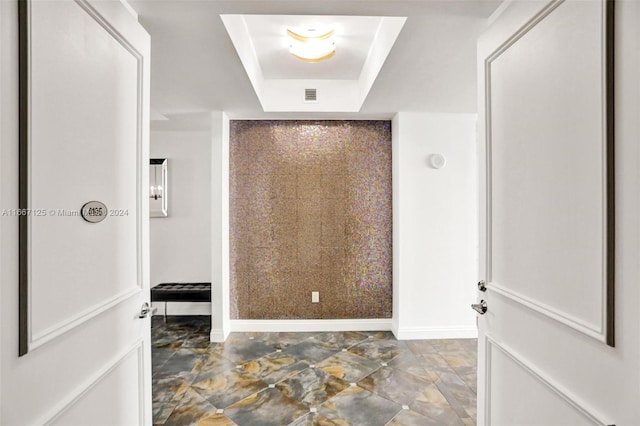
[211, 111, 230, 341]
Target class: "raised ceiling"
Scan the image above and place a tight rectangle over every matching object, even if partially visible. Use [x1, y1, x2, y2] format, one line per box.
[129, 0, 502, 125]
[222, 14, 406, 112]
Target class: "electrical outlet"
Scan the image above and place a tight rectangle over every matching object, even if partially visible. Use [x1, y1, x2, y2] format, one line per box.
[312, 291, 319, 303]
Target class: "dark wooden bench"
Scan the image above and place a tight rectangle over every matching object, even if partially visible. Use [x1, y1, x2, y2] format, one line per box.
[151, 283, 211, 318]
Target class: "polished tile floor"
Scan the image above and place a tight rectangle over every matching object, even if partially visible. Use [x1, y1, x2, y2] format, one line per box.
[152, 316, 477, 426]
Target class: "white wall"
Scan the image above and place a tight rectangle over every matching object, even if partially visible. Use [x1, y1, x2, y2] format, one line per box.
[212, 114, 478, 338]
[150, 130, 211, 315]
[392, 113, 478, 339]
[211, 111, 231, 341]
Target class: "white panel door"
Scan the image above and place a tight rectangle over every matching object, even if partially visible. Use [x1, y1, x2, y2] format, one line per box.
[11, 0, 150, 424]
[477, 0, 640, 425]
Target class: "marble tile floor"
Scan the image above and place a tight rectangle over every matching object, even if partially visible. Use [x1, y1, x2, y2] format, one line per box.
[152, 316, 477, 426]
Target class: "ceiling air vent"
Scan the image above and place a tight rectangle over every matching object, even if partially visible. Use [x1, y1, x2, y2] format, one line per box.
[305, 88, 317, 102]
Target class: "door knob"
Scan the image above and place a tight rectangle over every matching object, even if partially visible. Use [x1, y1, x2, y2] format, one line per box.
[477, 280, 487, 292]
[138, 302, 157, 319]
[471, 300, 487, 315]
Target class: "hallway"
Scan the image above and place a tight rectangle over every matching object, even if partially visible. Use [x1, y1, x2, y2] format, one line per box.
[152, 317, 477, 425]
[3, 1, 638, 424]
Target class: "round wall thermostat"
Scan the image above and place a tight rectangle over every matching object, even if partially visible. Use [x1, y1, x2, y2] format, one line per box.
[429, 154, 446, 169]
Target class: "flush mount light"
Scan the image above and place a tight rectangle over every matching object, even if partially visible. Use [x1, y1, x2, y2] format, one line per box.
[287, 27, 336, 63]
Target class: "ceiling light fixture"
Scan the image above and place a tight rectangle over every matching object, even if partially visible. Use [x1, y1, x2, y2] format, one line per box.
[287, 27, 336, 63]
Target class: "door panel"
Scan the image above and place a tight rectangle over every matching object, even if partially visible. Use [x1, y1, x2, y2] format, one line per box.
[48, 343, 145, 426]
[477, 0, 640, 425]
[486, 0, 611, 343]
[486, 339, 603, 426]
[28, 0, 142, 348]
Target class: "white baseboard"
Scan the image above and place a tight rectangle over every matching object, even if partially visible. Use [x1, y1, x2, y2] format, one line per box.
[229, 319, 393, 333]
[210, 328, 230, 343]
[391, 318, 400, 339]
[151, 301, 211, 316]
[170, 316, 475, 342]
[394, 325, 478, 340]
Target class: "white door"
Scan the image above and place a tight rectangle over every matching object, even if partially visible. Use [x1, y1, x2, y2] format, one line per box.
[477, 0, 640, 425]
[1, 0, 151, 424]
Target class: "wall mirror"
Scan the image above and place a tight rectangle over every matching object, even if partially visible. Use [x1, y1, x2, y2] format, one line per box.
[150, 158, 168, 217]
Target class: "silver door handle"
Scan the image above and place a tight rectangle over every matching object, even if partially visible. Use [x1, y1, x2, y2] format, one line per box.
[477, 280, 487, 292]
[138, 302, 157, 319]
[471, 300, 487, 315]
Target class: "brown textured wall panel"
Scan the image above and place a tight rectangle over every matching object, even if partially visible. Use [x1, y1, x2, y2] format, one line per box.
[229, 120, 392, 319]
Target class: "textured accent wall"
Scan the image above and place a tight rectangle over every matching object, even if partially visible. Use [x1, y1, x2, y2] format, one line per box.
[229, 120, 392, 319]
